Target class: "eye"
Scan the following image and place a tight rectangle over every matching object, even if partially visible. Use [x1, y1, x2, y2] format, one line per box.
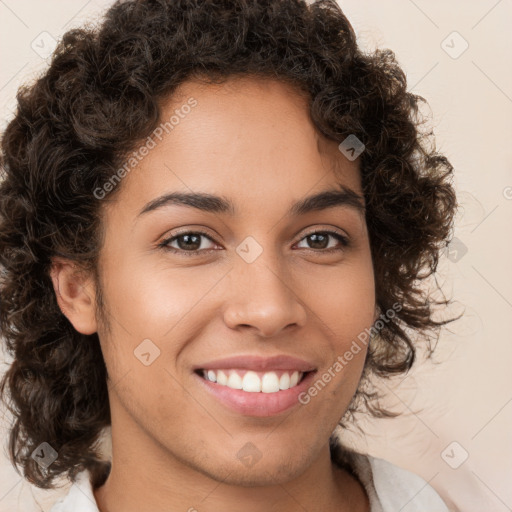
[294, 230, 350, 253]
[158, 230, 219, 256]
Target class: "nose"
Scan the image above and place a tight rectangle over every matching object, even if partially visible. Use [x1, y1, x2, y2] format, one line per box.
[223, 253, 308, 338]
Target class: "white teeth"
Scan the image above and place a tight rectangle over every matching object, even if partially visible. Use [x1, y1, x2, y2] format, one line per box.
[216, 370, 228, 386]
[261, 372, 280, 393]
[242, 371, 261, 392]
[279, 372, 290, 390]
[201, 369, 304, 393]
[227, 372, 243, 389]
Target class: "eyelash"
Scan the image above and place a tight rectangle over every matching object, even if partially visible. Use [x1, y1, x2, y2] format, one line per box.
[157, 229, 350, 257]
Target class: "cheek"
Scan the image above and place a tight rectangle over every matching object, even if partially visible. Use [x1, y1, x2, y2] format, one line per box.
[295, 260, 374, 395]
[297, 257, 375, 336]
[103, 257, 222, 337]
[97, 260, 230, 402]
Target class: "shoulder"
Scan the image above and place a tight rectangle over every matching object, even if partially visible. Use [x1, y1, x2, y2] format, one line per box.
[49, 470, 99, 512]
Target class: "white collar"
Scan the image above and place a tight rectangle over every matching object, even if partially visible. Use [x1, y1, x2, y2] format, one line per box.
[49, 469, 99, 512]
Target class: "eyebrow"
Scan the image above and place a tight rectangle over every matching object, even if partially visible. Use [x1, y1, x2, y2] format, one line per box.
[137, 185, 365, 219]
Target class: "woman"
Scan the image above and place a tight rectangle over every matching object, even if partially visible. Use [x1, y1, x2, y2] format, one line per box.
[0, 0, 459, 510]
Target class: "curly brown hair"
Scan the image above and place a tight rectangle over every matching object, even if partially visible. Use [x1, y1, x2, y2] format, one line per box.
[0, 0, 460, 490]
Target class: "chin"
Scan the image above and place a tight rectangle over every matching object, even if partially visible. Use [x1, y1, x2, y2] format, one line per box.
[199, 443, 314, 487]
[211, 461, 305, 487]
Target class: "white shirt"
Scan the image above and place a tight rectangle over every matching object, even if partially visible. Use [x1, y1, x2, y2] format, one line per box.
[49, 450, 449, 512]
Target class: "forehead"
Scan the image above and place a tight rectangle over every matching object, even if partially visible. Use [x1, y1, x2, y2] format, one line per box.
[107, 75, 362, 219]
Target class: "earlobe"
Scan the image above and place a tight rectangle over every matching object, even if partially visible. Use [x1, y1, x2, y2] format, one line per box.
[50, 257, 98, 335]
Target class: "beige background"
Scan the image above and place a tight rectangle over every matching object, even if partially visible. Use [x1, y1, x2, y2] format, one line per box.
[1, 1, 511, 510]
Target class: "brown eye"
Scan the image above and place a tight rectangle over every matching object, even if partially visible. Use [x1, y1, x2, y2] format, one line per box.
[159, 230, 218, 256]
[295, 231, 349, 252]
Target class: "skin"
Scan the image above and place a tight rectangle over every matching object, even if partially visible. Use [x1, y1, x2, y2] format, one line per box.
[51, 75, 378, 512]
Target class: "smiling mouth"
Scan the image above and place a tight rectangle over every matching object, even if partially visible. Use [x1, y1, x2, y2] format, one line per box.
[195, 368, 312, 393]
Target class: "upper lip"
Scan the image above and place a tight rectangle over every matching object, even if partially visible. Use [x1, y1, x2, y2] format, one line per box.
[193, 355, 317, 372]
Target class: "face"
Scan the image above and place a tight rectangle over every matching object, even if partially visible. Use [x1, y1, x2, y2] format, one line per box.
[56, 76, 377, 486]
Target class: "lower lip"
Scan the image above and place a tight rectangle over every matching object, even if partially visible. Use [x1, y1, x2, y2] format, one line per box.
[194, 370, 317, 417]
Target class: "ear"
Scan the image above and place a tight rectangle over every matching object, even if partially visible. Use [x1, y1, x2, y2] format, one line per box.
[49, 257, 98, 335]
